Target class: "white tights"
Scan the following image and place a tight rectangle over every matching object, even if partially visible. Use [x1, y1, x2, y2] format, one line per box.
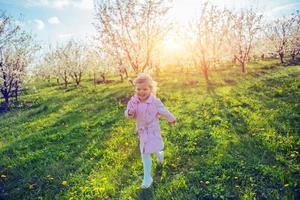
[141, 151, 163, 183]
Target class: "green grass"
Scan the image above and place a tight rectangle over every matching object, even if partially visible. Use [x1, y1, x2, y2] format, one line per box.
[0, 60, 299, 199]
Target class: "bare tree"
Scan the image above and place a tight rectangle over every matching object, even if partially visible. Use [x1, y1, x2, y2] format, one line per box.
[289, 11, 300, 63]
[37, 40, 89, 87]
[52, 43, 74, 88]
[0, 13, 20, 109]
[87, 48, 113, 84]
[94, 0, 171, 74]
[265, 12, 298, 64]
[39, 42, 112, 87]
[32, 61, 50, 82]
[95, 43, 128, 82]
[188, 2, 231, 82]
[64, 40, 86, 86]
[39, 46, 59, 84]
[229, 9, 262, 73]
[0, 13, 39, 111]
[0, 12, 20, 48]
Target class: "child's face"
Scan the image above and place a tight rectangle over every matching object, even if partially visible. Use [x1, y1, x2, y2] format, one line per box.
[135, 82, 151, 101]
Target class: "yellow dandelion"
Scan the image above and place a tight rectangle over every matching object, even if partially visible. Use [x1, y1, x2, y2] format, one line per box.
[28, 184, 35, 190]
[62, 181, 68, 186]
[205, 181, 210, 185]
[290, 153, 296, 158]
[101, 177, 107, 182]
[93, 187, 105, 193]
[46, 175, 54, 180]
[284, 184, 289, 187]
[80, 186, 89, 192]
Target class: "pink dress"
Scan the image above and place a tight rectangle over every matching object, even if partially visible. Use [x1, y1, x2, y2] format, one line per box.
[125, 95, 176, 154]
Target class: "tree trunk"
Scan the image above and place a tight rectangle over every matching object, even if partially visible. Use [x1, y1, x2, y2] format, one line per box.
[1, 88, 9, 104]
[75, 73, 81, 86]
[15, 84, 19, 102]
[0, 101, 9, 112]
[279, 52, 284, 64]
[241, 61, 246, 73]
[101, 74, 105, 81]
[291, 54, 295, 61]
[232, 55, 237, 64]
[291, 50, 296, 62]
[1, 90, 9, 112]
[64, 71, 68, 88]
[202, 67, 209, 82]
[124, 68, 128, 78]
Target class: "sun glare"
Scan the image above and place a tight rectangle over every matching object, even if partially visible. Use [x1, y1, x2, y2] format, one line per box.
[163, 36, 182, 52]
[159, 34, 188, 65]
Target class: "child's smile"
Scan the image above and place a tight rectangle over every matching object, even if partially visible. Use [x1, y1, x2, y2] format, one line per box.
[135, 82, 151, 102]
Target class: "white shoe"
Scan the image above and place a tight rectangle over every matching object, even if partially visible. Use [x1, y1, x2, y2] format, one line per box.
[157, 151, 164, 164]
[141, 177, 153, 189]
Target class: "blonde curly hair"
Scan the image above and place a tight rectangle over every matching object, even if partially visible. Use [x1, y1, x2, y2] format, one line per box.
[133, 73, 158, 96]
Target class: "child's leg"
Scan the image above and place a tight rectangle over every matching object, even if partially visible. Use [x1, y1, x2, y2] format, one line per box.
[141, 153, 153, 188]
[156, 151, 164, 164]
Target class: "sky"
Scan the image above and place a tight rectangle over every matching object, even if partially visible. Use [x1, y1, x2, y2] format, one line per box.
[1, 0, 300, 49]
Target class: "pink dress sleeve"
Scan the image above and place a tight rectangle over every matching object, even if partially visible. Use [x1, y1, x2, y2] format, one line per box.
[125, 97, 136, 119]
[156, 99, 176, 122]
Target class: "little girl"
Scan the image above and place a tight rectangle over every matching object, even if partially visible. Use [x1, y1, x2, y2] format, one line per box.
[125, 73, 176, 189]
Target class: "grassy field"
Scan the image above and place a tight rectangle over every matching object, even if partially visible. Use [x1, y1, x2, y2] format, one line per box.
[0, 60, 299, 199]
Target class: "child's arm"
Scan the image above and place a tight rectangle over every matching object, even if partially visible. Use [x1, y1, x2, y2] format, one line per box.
[125, 99, 136, 119]
[156, 99, 176, 123]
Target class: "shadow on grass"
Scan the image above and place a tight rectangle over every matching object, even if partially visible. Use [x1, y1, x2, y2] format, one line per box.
[217, 135, 299, 199]
[135, 188, 154, 200]
[0, 95, 125, 199]
[246, 69, 300, 135]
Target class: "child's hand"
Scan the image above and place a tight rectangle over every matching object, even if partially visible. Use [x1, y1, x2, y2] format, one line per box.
[128, 109, 136, 117]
